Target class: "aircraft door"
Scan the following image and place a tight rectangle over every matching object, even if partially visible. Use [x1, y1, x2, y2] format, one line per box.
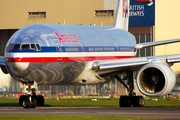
[113, 39, 119, 51]
[76, 34, 84, 52]
[53, 39, 62, 61]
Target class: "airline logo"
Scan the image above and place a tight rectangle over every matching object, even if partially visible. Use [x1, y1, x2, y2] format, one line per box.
[55, 32, 80, 44]
[135, 0, 153, 6]
[122, 0, 126, 17]
[122, 0, 128, 18]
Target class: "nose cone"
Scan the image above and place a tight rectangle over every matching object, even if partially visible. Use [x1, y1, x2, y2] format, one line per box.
[6, 57, 29, 71]
[13, 62, 29, 71]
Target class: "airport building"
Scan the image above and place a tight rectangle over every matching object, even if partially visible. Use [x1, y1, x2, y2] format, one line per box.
[0, 0, 180, 95]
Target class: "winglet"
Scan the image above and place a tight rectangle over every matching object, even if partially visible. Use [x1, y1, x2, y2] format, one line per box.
[113, 0, 130, 31]
[0, 56, 9, 74]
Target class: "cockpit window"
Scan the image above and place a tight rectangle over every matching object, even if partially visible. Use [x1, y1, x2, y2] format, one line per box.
[21, 44, 30, 50]
[36, 44, 41, 51]
[9, 43, 15, 49]
[12, 44, 20, 50]
[11, 43, 41, 51]
[31, 44, 36, 50]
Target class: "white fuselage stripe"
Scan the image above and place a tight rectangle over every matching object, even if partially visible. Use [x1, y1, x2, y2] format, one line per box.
[6, 52, 136, 57]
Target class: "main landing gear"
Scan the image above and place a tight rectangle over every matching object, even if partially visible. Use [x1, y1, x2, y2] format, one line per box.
[19, 82, 44, 108]
[114, 72, 144, 107]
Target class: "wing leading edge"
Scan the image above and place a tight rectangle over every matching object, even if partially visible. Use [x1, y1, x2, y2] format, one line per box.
[0, 56, 5, 67]
[92, 54, 180, 76]
[136, 38, 180, 49]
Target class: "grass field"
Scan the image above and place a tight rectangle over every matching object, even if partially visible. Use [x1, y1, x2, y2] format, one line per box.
[0, 97, 179, 107]
[0, 115, 162, 120]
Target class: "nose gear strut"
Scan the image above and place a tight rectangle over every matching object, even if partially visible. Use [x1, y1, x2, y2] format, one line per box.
[19, 82, 44, 108]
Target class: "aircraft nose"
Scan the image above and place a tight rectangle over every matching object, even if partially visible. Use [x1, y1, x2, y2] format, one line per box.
[13, 62, 29, 71]
[6, 57, 30, 71]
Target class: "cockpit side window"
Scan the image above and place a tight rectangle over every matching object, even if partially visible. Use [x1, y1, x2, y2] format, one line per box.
[31, 44, 36, 50]
[36, 44, 41, 51]
[9, 43, 15, 49]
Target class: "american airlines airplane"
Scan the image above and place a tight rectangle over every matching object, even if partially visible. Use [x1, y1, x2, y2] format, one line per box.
[0, 0, 180, 108]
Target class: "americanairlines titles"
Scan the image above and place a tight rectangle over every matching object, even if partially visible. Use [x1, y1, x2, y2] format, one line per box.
[55, 32, 80, 44]
[129, 5, 144, 17]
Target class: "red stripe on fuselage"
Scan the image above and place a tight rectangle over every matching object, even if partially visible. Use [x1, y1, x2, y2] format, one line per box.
[6, 56, 135, 63]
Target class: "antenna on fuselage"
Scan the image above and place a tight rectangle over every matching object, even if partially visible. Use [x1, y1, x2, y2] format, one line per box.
[113, 0, 130, 31]
[64, 20, 66, 25]
[101, 22, 103, 26]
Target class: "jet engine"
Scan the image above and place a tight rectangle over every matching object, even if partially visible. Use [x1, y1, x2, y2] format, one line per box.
[0, 66, 9, 74]
[136, 63, 176, 97]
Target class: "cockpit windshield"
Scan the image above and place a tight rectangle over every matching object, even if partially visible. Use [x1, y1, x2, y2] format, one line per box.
[10, 43, 41, 51]
[21, 44, 30, 50]
[13, 44, 20, 50]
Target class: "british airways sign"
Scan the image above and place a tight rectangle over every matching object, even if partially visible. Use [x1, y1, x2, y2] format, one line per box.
[129, 0, 155, 26]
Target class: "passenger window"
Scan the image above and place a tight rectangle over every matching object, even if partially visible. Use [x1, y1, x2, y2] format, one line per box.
[12, 44, 20, 50]
[36, 44, 41, 51]
[31, 44, 36, 50]
[21, 44, 30, 50]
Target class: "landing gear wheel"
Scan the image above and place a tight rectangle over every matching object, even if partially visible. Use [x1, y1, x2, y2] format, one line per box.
[31, 98, 37, 108]
[36, 95, 44, 106]
[22, 98, 30, 108]
[119, 96, 131, 107]
[133, 96, 144, 107]
[119, 95, 144, 107]
[19, 95, 26, 106]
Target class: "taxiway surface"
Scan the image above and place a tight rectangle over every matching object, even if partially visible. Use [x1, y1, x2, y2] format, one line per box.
[0, 107, 179, 119]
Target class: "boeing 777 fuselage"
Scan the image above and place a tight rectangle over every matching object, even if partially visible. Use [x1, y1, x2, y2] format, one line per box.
[5, 24, 136, 85]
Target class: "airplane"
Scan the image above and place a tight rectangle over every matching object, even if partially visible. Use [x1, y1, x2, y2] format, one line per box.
[0, 0, 180, 108]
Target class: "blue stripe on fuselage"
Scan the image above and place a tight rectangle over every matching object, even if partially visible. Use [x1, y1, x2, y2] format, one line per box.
[9, 46, 136, 53]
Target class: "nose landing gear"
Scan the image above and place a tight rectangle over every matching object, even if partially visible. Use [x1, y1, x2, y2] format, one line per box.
[19, 82, 44, 108]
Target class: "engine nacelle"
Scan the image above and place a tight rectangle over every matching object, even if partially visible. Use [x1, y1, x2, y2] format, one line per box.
[136, 63, 176, 97]
[0, 66, 9, 74]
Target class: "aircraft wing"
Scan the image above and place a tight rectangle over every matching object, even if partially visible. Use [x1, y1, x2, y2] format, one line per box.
[135, 38, 180, 49]
[92, 54, 180, 76]
[0, 56, 6, 67]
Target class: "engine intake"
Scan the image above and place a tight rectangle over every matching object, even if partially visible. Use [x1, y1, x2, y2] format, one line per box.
[137, 63, 176, 97]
